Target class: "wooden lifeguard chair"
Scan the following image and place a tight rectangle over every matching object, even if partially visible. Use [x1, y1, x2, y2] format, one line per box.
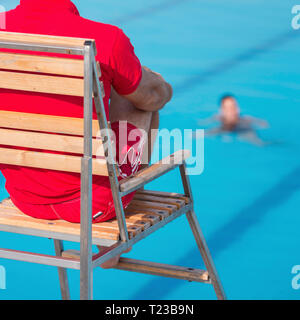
[0, 32, 226, 300]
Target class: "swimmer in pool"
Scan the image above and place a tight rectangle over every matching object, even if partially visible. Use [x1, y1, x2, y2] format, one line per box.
[197, 94, 270, 146]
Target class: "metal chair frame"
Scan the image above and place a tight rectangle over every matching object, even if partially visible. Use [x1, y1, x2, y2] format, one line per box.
[0, 37, 226, 300]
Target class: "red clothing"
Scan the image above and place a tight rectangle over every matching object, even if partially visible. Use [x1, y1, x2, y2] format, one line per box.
[9, 122, 145, 223]
[10, 181, 134, 223]
[0, 0, 143, 209]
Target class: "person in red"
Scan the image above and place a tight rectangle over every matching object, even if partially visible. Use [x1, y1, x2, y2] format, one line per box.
[0, 0, 173, 267]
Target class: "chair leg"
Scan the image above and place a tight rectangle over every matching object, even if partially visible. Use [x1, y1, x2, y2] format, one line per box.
[53, 239, 70, 300]
[179, 163, 226, 300]
[186, 210, 226, 300]
[80, 261, 93, 300]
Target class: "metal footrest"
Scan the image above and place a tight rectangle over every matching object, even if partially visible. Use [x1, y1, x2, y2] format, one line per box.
[62, 249, 210, 283]
[116, 258, 210, 283]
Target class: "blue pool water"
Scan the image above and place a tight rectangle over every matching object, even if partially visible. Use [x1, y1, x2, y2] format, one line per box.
[0, 0, 300, 300]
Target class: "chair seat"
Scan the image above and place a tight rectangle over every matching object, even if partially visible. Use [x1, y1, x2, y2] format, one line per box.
[0, 190, 190, 246]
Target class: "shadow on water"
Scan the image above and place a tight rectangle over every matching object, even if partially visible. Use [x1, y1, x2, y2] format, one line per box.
[107, 2, 300, 299]
[113, 1, 299, 94]
[130, 164, 300, 299]
[111, 0, 194, 25]
[129, 28, 300, 298]
[173, 30, 300, 93]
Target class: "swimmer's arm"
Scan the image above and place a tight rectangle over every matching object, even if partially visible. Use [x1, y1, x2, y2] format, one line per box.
[238, 131, 268, 147]
[205, 127, 223, 136]
[197, 115, 221, 126]
[192, 126, 222, 139]
[243, 116, 269, 128]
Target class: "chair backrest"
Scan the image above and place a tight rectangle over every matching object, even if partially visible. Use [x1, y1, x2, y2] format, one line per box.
[0, 31, 129, 245]
[0, 31, 108, 176]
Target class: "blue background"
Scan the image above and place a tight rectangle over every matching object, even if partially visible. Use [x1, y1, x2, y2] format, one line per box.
[0, 0, 300, 300]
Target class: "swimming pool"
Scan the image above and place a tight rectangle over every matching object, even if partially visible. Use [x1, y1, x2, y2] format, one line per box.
[0, 0, 299, 300]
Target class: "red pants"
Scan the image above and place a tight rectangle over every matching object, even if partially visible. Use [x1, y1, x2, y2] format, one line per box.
[10, 122, 145, 223]
[10, 185, 135, 223]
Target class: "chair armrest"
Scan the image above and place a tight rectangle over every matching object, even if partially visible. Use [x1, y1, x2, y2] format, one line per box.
[119, 149, 190, 196]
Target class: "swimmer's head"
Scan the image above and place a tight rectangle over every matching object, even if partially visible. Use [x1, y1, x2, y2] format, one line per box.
[219, 94, 240, 128]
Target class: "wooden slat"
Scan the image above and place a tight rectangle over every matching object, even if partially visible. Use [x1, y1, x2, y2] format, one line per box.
[136, 190, 190, 204]
[0, 52, 84, 77]
[0, 187, 189, 244]
[0, 204, 119, 240]
[0, 199, 144, 240]
[0, 111, 100, 137]
[0, 31, 92, 48]
[1, 198, 13, 207]
[129, 200, 178, 214]
[126, 206, 170, 219]
[0, 128, 104, 156]
[126, 211, 161, 225]
[133, 194, 185, 209]
[91, 221, 141, 239]
[0, 147, 108, 176]
[119, 150, 191, 193]
[124, 217, 151, 230]
[97, 220, 142, 238]
[106, 219, 150, 232]
[0, 70, 84, 96]
[125, 210, 160, 225]
[1, 198, 151, 231]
